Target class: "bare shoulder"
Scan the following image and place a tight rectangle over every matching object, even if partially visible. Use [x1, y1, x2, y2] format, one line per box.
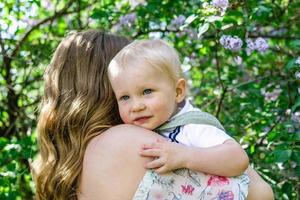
[86, 124, 160, 155]
[79, 125, 161, 199]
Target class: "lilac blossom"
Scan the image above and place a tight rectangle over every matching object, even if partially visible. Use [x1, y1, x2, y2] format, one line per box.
[220, 35, 243, 51]
[229, 36, 243, 51]
[22, 17, 37, 26]
[261, 86, 282, 102]
[119, 13, 137, 28]
[246, 38, 256, 54]
[234, 56, 243, 65]
[291, 112, 300, 123]
[211, 0, 229, 11]
[41, 0, 53, 9]
[177, 29, 197, 39]
[220, 35, 230, 46]
[246, 38, 269, 54]
[255, 37, 269, 52]
[169, 15, 186, 30]
[295, 57, 300, 65]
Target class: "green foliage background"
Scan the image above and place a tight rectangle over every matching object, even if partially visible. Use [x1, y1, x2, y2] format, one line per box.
[0, 0, 299, 199]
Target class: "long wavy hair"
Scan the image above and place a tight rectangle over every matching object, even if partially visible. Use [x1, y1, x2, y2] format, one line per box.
[33, 30, 129, 200]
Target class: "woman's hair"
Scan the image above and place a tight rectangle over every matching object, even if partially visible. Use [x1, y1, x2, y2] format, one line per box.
[108, 39, 183, 84]
[33, 30, 130, 200]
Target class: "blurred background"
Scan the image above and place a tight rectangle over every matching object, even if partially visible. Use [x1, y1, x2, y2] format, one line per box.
[0, 0, 299, 199]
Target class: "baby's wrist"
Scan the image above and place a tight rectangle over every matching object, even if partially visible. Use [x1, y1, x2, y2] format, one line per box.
[178, 145, 191, 169]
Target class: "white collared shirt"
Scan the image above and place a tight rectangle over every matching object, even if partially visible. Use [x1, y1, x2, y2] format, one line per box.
[159, 100, 232, 148]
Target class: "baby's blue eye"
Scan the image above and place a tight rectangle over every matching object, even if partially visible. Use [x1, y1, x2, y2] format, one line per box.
[143, 89, 152, 95]
[120, 95, 130, 101]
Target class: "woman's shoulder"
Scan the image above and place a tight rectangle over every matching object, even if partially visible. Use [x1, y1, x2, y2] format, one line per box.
[87, 124, 159, 151]
[83, 124, 161, 174]
[79, 124, 158, 199]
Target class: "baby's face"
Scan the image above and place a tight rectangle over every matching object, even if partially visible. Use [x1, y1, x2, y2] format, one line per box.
[108, 63, 183, 130]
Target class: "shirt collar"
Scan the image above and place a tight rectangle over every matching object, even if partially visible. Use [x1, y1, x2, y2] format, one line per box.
[171, 99, 193, 119]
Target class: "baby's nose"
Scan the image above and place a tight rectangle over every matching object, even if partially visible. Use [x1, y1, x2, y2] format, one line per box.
[132, 101, 146, 112]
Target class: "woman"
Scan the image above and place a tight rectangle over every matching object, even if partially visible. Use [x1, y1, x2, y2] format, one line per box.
[33, 30, 273, 199]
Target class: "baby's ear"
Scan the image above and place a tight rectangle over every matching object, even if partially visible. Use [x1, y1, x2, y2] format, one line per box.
[175, 78, 186, 103]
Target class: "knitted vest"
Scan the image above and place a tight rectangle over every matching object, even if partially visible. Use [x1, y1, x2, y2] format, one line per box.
[156, 110, 225, 132]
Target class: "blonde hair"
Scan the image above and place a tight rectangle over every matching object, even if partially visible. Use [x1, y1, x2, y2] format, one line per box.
[33, 30, 129, 200]
[109, 39, 182, 83]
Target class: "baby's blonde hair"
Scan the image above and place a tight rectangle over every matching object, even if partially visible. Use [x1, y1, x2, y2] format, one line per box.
[109, 39, 183, 83]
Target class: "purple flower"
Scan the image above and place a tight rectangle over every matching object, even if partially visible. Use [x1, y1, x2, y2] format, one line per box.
[169, 15, 186, 30]
[246, 38, 269, 54]
[261, 86, 282, 102]
[246, 39, 256, 51]
[218, 190, 234, 200]
[228, 36, 243, 51]
[186, 29, 197, 39]
[22, 17, 37, 26]
[220, 35, 243, 51]
[212, 0, 229, 11]
[220, 35, 230, 46]
[254, 37, 269, 52]
[234, 56, 243, 65]
[119, 13, 137, 28]
[41, 0, 53, 9]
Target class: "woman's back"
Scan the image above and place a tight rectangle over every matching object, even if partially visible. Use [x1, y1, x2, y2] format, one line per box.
[78, 124, 160, 199]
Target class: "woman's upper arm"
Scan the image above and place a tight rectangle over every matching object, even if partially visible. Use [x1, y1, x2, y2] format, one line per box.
[79, 124, 162, 199]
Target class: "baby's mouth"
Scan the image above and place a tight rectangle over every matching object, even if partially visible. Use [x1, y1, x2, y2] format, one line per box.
[133, 116, 152, 124]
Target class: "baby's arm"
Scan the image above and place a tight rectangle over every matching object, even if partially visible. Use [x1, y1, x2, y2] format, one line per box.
[140, 138, 248, 176]
[183, 139, 249, 176]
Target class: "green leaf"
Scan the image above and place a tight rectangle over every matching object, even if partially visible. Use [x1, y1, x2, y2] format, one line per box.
[274, 150, 292, 163]
[221, 23, 234, 30]
[205, 16, 223, 23]
[282, 182, 293, 195]
[185, 14, 198, 24]
[284, 59, 296, 71]
[180, 14, 198, 29]
[293, 132, 300, 141]
[291, 97, 300, 112]
[290, 40, 300, 48]
[197, 23, 209, 37]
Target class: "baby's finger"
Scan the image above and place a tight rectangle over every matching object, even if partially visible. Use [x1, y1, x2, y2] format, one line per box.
[155, 166, 169, 174]
[141, 142, 162, 150]
[144, 158, 164, 169]
[140, 148, 161, 157]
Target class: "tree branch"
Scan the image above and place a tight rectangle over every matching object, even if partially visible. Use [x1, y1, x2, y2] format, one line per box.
[10, 0, 77, 58]
[0, 32, 7, 55]
[214, 31, 227, 118]
[256, 115, 285, 148]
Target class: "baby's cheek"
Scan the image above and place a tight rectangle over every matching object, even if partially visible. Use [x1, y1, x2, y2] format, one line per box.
[119, 108, 131, 124]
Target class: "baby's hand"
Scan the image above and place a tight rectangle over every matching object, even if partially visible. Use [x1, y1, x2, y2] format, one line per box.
[140, 139, 186, 174]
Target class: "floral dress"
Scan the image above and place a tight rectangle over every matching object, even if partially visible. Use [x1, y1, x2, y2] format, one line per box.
[133, 106, 249, 200]
[132, 169, 249, 200]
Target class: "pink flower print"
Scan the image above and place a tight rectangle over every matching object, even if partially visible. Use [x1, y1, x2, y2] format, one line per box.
[218, 190, 234, 200]
[152, 191, 164, 200]
[207, 176, 230, 186]
[181, 184, 194, 195]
